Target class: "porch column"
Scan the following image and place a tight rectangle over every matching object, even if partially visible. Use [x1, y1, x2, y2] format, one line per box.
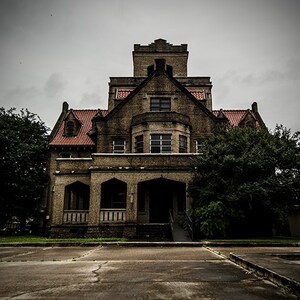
[51, 183, 65, 225]
[126, 182, 138, 223]
[88, 178, 101, 226]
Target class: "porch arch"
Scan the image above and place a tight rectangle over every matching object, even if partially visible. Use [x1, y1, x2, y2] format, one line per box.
[63, 181, 90, 224]
[101, 178, 127, 208]
[137, 178, 186, 223]
[64, 181, 90, 210]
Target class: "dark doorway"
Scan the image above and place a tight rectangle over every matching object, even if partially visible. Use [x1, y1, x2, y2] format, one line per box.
[138, 178, 186, 223]
[149, 179, 173, 223]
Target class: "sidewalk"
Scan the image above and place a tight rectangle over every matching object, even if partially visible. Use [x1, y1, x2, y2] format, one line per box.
[208, 246, 300, 297]
[0, 241, 299, 296]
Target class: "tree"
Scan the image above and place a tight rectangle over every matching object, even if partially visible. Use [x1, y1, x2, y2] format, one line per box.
[188, 125, 300, 238]
[0, 108, 49, 233]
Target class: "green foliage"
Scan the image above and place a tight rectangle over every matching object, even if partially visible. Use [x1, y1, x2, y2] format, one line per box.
[189, 125, 300, 238]
[0, 107, 49, 232]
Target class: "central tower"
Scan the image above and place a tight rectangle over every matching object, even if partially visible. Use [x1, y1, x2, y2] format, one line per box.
[132, 39, 189, 77]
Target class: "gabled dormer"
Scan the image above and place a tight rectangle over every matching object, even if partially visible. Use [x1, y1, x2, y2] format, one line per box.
[239, 109, 258, 128]
[63, 109, 81, 137]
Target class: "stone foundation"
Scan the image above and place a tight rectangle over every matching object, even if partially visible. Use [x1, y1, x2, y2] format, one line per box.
[50, 223, 137, 239]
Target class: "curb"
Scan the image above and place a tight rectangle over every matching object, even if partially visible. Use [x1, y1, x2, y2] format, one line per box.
[0, 241, 299, 247]
[230, 253, 300, 297]
[0, 241, 204, 247]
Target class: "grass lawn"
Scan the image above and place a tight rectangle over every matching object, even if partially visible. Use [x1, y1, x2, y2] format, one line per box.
[203, 238, 300, 243]
[0, 236, 299, 244]
[0, 236, 127, 244]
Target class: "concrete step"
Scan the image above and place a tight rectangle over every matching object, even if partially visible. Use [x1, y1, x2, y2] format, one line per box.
[137, 223, 172, 241]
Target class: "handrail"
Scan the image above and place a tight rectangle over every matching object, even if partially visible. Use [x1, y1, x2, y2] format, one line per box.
[169, 210, 174, 241]
[186, 213, 194, 241]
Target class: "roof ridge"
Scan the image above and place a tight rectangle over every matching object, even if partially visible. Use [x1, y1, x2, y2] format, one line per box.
[213, 109, 251, 112]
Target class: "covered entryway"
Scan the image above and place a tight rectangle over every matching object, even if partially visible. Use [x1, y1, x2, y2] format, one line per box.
[100, 178, 127, 222]
[138, 178, 186, 223]
[63, 181, 90, 224]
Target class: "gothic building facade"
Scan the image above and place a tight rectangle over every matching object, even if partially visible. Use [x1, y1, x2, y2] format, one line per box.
[48, 39, 265, 238]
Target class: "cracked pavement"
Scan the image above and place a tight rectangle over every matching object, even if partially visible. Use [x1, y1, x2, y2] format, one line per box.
[0, 246, 297, 299]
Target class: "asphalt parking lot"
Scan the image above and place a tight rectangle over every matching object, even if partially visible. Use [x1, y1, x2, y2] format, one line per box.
[0, 246, 297, 299]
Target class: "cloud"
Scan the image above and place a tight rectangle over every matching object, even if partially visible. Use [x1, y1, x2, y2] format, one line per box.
[0, 86, 41, 109]
[80, 91, 101, 107]
[44, 73, 67, 98]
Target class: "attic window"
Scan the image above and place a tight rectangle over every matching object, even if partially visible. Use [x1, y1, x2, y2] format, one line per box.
[66, 121, 75, 136]
[150, 98, 171, 112]
[245, 121, 255, 128]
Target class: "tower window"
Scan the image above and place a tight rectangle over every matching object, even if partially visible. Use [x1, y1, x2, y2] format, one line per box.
[150, 134, 172, 153]
[179, 135, 187, 153]
[135, 135, 143, 153]
[150, 98, 171, 112]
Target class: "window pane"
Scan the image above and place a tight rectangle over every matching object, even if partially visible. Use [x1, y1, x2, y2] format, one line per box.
[179, 135, 187, 153]
[135, 135, 143, 153]
[113, 139, 125, 153]
[150, 98, 171, 111]
[150, 134, 172, 153]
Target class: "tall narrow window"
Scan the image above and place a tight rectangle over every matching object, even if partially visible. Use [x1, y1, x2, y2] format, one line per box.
[135, 135, 143, 153]
[179, 135, 187, 153]
[196, 140, 205, 154]
[113, 139, 125, 153]
[150, 134, 172, 153]
[150, 98, 171, 112]
[66, 121, 75, 136]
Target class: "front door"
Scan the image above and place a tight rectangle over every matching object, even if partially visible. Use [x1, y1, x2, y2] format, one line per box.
[149, 179, 173, 223]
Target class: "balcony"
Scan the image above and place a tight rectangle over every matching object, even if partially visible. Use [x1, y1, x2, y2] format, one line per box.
[100, 209, 126, 222]
[63, 210, 89, 224]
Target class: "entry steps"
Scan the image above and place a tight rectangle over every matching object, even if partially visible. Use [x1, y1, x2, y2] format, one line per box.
[172, 222, 192, 242]
[137, 223, 192, 242]
[137, 223, 172, 241]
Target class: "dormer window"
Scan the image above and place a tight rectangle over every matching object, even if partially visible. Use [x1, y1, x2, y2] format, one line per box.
[66, 121, 75, 136]
[63, 110, 81, 137]
[150, 98, 171, 112]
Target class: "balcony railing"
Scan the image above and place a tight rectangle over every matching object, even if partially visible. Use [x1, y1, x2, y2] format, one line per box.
[63, 210, 89, 224]
[100, 209, 126, 222]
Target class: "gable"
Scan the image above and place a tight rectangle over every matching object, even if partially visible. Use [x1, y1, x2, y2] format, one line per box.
[49, 109, 104, 147]
[213, 109, 259, 127]
[104, 64, 220, 127]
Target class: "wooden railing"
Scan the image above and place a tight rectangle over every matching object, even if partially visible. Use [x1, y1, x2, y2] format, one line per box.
[63, 210, 89, 224]
[100, 209, 126, 222]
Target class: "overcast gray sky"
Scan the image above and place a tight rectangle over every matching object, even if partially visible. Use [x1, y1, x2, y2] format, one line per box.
[0, 0, 299, 132]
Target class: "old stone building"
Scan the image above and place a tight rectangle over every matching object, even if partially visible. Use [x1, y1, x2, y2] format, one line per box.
[48, 39, 265, 238]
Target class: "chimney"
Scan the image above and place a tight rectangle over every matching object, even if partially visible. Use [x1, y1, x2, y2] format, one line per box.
[251, 102, 258, 112]
[62, 101, 69, 113]
[155, 59, 166, 74]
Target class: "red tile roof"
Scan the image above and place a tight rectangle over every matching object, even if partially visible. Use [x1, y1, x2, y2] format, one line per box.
[49, 109, 107, 147]
[213, 109, 257, 126]
[116, 89, 132, 99]
[190, 90, 205, 100]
